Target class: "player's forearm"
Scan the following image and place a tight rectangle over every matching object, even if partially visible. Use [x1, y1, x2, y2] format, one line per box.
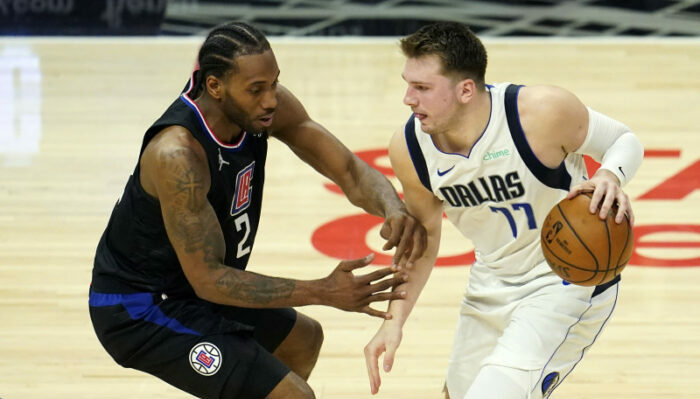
[342, 157, 404, 218]
[196, 266, 323, 308]
[385, 254, 435, 327]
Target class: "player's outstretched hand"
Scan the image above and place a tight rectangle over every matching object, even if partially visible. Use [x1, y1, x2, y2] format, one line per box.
[321, 254, 408, 319]
[567, 168, 634, 225]
[380, 208, 427, 269]
[364, 322, 403, 395]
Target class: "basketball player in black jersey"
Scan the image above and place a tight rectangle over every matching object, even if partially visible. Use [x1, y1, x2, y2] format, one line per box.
[89, 22, 426, 399]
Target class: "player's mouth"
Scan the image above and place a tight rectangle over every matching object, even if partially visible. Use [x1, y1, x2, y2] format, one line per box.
[258, 113, 274, 127]
[414, 112, 427, 121]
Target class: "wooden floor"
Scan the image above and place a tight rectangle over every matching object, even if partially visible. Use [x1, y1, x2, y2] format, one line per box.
[0, 37, 699, 398]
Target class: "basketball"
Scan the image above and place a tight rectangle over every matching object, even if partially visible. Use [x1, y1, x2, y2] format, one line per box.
[541, 192, 633, 286]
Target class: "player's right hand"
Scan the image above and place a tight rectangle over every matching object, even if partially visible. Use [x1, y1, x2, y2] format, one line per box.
[364, 322, 403, 395]
[380, 208, 427, 269]
[567, 168, 634, 225]
[320, 254, 408, 319]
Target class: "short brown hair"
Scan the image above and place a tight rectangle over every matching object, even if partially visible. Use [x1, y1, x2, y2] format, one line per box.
[400, 22, 487, 87]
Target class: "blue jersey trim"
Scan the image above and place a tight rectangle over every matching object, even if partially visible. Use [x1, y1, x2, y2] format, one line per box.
[504, 84, 572, 191]
[404, 114, 432, 192]
[89, 291, 202, 336]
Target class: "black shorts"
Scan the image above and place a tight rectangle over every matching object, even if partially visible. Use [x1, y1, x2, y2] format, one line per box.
[89, 289, 297, 399]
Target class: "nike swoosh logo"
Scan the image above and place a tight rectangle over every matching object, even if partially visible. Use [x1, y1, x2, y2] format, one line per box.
[618, 166, 626, 177]
[437, 165, 455, 176]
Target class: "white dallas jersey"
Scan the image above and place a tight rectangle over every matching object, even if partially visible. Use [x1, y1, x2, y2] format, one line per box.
[406, 83, 588, 283]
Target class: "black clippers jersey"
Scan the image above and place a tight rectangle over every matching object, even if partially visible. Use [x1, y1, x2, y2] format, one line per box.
[92, 76, 267, 295]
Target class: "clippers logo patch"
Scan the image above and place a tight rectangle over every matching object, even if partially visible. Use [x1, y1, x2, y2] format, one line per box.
[231, 161, 255, 216]
[190, 342, 222, 376]
[541, 371, 560, 397]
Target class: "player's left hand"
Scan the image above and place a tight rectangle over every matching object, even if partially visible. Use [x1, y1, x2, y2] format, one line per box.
[567, 168, 634, 226]
[379, 208, 427, 268]
[364, 321, 403, 395]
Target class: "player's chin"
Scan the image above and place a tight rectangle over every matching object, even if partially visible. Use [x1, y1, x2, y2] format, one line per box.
[247, 122, 268, 136]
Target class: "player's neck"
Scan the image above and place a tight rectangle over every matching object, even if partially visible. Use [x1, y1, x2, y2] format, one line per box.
[434, 90, 492, 156]
[194, 95, 244, 144]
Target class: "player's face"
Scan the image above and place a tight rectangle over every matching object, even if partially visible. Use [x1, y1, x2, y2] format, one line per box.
[402, 55, 461, 135]
[221, 50, 280, 136]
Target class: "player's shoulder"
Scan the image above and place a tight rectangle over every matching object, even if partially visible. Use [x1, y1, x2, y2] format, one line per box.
[518, 85, 583, 115]
[388, 121, 410, 159]
[388, 120, 421, 183]
[144, 125, 207, 168]
[518, 85, 586, 131]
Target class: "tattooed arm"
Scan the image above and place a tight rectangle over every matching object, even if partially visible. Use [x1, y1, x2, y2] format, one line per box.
[138, 126, 406, 317]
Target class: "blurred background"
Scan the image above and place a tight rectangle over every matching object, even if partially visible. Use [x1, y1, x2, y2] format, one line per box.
[1, 0, 700, 37]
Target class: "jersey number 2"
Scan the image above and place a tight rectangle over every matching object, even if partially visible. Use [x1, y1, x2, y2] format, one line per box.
[234, 213, 251, 258]
[489, 202, 537, 238]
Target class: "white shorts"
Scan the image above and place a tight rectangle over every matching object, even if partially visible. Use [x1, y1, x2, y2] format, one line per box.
[445, 263, 619, 399]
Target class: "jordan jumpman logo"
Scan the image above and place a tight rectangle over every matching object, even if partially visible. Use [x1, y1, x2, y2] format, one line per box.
[218, 148, 230, 171]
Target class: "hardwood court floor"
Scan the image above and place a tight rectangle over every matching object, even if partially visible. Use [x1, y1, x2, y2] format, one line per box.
[0, 37, 698, 398]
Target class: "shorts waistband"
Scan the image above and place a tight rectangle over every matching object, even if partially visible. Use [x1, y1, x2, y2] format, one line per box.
[592, 275, 621, 298]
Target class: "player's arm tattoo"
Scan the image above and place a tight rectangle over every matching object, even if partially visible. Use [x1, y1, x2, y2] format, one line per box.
[160, 148, 226, 270]
[160, 148, 298, 306]
[214, 269, 295, 305]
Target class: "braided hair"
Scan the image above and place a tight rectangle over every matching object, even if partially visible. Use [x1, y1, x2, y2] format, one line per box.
[191, 22, 271, 98]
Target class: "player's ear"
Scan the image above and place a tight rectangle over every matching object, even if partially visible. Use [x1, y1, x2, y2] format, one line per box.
[205, 75, 224, 101]
[456, 78, 476, 104]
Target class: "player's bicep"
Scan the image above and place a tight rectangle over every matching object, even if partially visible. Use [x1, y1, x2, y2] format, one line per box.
[270, 85, 355, 184]
[150, 146, 226, 283]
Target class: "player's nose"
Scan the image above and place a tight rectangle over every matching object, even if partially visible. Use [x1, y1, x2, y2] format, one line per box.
[403, 88, 417, 106]
[262, 89, 278, 110]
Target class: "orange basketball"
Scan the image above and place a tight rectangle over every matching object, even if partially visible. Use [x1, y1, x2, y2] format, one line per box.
[541, 192, 633, 286]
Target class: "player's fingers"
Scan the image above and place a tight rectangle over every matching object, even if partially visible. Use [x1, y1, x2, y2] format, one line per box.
[357, 266, 399, 285]
[366, 274, 408, 295]
[566, 184, 583, 199]
[379, 219, 392, 241]
[338, 253, 374, 272]
[405, 228, 427, 268]
[364, 344, 383, 394]
[392, 221, 415, 266]
[615, 193, 632, 225]
[566, 182, 593, 199]
[383, 340, 399, 373]
[363, 306, 393, 319]
[589, 184, 607, 214]
[381, 218, 404, 252]
[366, 291, 407, 304]
[598, 187, 618, 220]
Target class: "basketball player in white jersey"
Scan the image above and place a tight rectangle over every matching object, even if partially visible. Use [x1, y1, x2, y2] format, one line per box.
[364, 22, 644, 399]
